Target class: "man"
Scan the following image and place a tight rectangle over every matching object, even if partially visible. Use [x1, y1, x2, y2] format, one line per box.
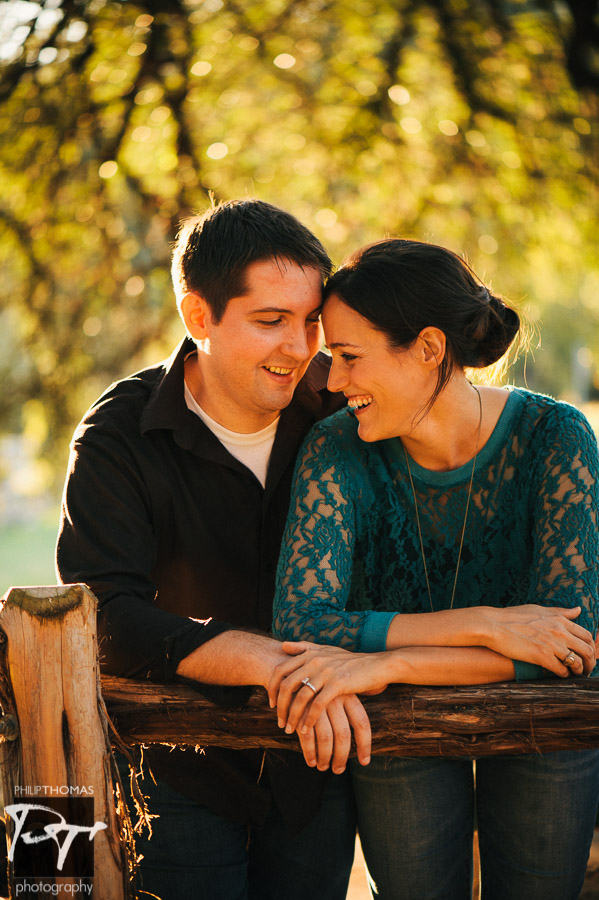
[56, 199, 370, 900]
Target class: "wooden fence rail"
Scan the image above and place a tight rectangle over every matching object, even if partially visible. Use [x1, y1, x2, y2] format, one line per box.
[102, 673, 599, 757]
[1, 584, 598, 899]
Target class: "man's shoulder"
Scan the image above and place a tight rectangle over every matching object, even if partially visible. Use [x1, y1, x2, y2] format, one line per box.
[73, 356, 172, 442]
[304, 350, 331, 383]
[298, 351, 345, 420]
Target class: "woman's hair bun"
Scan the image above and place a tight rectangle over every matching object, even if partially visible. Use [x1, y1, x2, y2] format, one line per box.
[473, 291, 520, 367]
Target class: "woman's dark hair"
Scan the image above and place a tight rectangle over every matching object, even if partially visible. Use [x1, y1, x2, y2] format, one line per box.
[323, 239, 521, 407]
[172, 199, 332, 322]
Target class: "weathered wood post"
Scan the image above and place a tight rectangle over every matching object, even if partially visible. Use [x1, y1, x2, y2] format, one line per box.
[0, 584, 130, 899]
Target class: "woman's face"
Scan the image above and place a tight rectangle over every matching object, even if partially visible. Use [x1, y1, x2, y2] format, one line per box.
[322, 294, 435, 442]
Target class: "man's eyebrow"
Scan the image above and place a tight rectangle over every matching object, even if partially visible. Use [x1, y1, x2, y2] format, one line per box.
[249, 306, 322, 315]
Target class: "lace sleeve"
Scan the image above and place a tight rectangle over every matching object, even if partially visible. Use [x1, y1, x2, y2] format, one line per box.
[514, 405, 599, 680]
[527, 405, 599, 629]
[273, 425, 393, 650]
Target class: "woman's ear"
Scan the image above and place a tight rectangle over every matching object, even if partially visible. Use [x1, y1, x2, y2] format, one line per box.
[417, 327, 447, 369]
[180, 291, 210, 339]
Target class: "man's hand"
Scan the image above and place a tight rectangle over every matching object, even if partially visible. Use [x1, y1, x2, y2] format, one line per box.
[269, 640, 389, 744]
[176, 630, 372, 771]
[296, 695, 371, 774]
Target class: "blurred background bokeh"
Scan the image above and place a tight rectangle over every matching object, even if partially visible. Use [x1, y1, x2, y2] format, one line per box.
[0, 0, 598, 591]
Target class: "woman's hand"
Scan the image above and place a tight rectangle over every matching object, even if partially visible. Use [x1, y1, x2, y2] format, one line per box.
[268, 641, 392, 736]
[483, 605, 596, 677]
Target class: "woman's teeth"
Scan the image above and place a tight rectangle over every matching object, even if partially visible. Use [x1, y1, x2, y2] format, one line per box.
[348, 396, 373, 409]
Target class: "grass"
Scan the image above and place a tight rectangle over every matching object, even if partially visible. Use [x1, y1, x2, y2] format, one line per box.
[0, 514, 60, 596]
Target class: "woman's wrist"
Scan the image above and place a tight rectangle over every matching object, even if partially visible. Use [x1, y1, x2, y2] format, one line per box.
[380, 649, 412, 685]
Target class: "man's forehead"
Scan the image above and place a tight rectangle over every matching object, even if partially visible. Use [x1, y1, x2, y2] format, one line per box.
[229, 259, 324, 310]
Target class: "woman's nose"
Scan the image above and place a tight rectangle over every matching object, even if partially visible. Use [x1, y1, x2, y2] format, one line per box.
[327, 360, 347, 393]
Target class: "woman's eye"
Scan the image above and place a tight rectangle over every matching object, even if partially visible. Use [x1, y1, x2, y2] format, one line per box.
[257, 318, 283, 326]
[341, 352, 357, 362]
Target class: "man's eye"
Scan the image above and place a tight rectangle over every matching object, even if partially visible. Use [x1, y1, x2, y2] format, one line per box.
[257, 319, 283, 326]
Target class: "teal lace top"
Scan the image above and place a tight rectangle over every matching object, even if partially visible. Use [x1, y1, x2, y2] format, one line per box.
[273, 388, 599, 681]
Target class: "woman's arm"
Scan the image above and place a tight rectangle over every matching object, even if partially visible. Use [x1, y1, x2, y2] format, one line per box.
[381, 402, 599, 678]
[274, 418, 595, 672]
[383, 605, 595, 677]
[269, 641, 517, 733]
[273, 423, 393, 650]
[499, 401, 599, 680]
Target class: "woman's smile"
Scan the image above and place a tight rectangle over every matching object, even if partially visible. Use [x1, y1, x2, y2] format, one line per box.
[322, 293, 432, 442]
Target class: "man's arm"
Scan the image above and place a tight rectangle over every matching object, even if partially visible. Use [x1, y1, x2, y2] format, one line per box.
[176, 632, 372, 773]
[58, 405, 371, 771]
[176, 630, 289, 686]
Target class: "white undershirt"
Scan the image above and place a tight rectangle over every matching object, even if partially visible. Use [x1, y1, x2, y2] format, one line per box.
[184, 382, 279, 487]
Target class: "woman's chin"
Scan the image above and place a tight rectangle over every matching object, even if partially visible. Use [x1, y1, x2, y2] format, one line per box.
[356, 421, 378, 442]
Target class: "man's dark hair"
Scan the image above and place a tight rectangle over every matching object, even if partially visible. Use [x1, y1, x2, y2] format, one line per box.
[172, 199, 333, 322]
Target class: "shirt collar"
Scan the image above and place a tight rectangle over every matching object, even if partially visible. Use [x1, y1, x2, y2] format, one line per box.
[140, 336, 332, 441]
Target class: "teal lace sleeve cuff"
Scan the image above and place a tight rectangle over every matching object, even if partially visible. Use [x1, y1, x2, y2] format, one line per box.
[513, 660, 553, 681]
[358, 612, 397, 653]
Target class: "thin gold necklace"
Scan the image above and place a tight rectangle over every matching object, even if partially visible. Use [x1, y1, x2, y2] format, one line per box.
[402, 385, 483, 612]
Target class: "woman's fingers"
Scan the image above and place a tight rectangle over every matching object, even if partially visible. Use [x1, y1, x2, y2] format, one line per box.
[284, 682, 319, 733]
[267, 649, 315, 710]
[281, 640, 319, 655]
[553, 605, 581, 619]
[564, 619, 595, 649]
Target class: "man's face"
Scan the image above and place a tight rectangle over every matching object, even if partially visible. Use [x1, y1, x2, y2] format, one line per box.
[189, 257, 323, 432]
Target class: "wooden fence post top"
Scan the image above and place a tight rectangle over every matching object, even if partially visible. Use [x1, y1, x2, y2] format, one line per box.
[1, 583, 95, 619]
[0, 583, 130, 897]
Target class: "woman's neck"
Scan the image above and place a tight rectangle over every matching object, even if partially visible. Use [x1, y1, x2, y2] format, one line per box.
[400, 379, 508, 472]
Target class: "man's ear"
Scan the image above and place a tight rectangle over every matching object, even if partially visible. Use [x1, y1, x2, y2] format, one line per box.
[180, 291, 211, 339]
[417, 327, 446, 369]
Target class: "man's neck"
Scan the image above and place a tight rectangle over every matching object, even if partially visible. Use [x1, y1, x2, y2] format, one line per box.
[184, 353, 280, 433]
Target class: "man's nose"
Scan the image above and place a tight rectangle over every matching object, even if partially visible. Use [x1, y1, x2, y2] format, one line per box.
[281, 324, 312, 360]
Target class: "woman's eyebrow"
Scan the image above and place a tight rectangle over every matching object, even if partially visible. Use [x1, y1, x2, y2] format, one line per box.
[326, 341, 362, 349]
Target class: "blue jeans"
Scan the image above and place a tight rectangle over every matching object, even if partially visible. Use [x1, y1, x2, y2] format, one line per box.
[350, 750, 599, 900]
[119, 764, 356, 900]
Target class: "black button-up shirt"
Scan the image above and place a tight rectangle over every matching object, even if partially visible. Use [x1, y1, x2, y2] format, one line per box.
[56, 337, 345, 829]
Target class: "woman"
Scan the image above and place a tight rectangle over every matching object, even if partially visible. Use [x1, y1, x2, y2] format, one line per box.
[270, 239, 599, 900]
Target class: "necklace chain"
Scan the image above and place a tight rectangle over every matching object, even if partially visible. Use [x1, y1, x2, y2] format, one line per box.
[403, 385, 483, 613]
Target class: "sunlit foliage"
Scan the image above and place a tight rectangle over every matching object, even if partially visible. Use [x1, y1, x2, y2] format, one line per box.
[0, 0, 597, 489]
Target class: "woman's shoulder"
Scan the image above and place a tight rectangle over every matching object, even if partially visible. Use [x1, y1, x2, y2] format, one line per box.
[299, 407, 387, 481]
[306, 406, 363, 448]
[509, 387, 598, 461]
[511, 387, 595, 431]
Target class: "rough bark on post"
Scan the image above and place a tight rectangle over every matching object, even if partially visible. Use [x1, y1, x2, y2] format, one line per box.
[102, 675, 599, 757]
[0, 584, 131, 899]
